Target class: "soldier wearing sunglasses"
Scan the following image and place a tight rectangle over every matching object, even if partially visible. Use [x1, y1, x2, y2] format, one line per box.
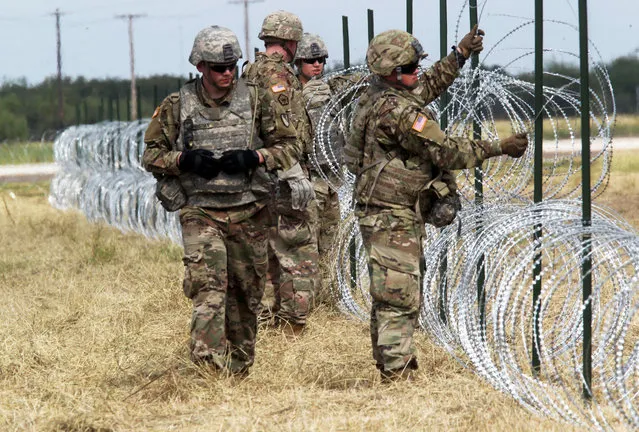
[234, 11, 319, 338]
[291, 33, 342, 305]
[346, 28, 529, 382]
[142, 25, 301, 376]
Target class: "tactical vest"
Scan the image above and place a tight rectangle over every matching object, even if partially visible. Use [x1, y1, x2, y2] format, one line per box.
[175, 79, 268, 209]
[244, 54, 313, 166]
[302, 79, 343, 169]
[346, 83, 434, 208]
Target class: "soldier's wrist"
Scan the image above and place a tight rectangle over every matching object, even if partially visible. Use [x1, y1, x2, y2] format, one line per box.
[489, 140, 503, 157]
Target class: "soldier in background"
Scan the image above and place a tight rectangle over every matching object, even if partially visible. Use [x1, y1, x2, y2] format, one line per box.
[293, 33, 341, 303]
[142, 26, 302, 375]
[242, 11, 319, 337]
[346, 28, 528, 381]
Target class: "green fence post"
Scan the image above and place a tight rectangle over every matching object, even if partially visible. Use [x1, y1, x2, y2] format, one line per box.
[437, 0, 449, 324]
[579, 0, 593, 401]
[532, 0, 544, 376]
[342, 16, 350, 69]
[367, 9, 374, 43]
[468, 0, 486, 331]
[406, 0, 413, 34]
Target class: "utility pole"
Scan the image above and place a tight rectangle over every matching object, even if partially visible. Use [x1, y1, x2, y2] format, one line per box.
[52, 8, 65, 129]
[229, 0, 264, 62]
[116, 14, 146, 120]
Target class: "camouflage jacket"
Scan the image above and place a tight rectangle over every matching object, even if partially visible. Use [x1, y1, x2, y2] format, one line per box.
[347, 52, 501, 210]
[242, 52, 311, 171]
[142, 77, 267, 222]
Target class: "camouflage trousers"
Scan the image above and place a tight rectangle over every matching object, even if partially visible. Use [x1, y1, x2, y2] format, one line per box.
[268, 204, 319, 326]
[310, 170, 341, 302]
[357, 207, 424, 372]
[180, 206, 269, 372]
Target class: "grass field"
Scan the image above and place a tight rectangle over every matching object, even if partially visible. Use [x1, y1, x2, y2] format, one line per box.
[1, 152, 638, 431]
[492, 113, 639, 140]
[0, 141, 54, 165]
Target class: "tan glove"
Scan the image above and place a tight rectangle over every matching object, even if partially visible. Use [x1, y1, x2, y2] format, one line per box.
[500, 133, 529, 158]
[277, 162, 316, 210]
[458, 24, 485, 58]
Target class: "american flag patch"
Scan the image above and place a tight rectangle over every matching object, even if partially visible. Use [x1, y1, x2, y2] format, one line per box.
[412, 114, 427, 132]
[271, 84, 286, 93]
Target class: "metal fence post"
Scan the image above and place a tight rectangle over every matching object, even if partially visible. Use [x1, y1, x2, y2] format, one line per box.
[579, 0, 593, 401]
[532, 0, 544, 376]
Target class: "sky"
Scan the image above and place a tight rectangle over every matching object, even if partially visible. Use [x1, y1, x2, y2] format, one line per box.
[1, 0, 638, 85]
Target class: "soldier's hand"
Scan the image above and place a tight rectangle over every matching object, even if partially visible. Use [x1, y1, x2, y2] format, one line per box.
[179, 149, 221, 179]
[219, 149, 260, 174]
[289, 178, 316, 210]
[458, 24, 485, 58]
[500, 133, 529, 158]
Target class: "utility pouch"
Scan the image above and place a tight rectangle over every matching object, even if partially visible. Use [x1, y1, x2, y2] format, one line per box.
[155, 175, 187, 212]
[418, 179, 461, 228]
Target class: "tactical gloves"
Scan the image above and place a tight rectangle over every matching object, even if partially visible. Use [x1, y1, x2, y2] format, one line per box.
[278, 162, 316, 210]
[458, 24, 485, 58]
[178, 149, 220, 179]
[219, 149, 260, 174]
[500, 133, 529, 158]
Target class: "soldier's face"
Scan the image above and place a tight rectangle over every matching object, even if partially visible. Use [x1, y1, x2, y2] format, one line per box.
[400, 69, 419, 88]
[198, 62, 236, 89]
[300, 57, 325, 78]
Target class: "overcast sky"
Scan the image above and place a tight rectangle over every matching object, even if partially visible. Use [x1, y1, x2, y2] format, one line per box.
[1, 0, 637, 85]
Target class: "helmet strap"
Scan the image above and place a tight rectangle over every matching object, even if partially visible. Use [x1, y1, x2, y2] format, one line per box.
[395, 66, 402, 82]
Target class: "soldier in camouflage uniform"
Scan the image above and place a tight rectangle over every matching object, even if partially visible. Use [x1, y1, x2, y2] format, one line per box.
[244, 11, 319, 336]
[142, 26, 303, 374]
[346, 28, 528, 381]
[294, 33, 341, 303]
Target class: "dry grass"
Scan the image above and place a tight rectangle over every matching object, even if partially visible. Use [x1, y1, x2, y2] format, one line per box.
[0, 184, 586, 431]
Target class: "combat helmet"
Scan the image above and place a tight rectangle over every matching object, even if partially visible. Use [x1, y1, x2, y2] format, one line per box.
[258, 10, 303, 42]
[366, 30, 427, 76]
[295, 33, 329, 60]
[189, 25, 242, 66]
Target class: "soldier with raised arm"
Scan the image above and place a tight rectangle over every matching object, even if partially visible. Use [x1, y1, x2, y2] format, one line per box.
[347, 28, 528, 381]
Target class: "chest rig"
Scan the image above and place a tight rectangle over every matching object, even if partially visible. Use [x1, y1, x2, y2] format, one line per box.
[176, 79, 265, 209]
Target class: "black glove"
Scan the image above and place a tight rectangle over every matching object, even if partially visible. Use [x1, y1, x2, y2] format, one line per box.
[500, 133, 529, 158]
[219, 149, 260, 174]
[178, 149, 220, 179]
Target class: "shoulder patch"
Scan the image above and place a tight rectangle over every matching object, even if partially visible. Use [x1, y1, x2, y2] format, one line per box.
[152, 106, 161, 119]
[271, 84, 286, 93]
[412, 114, 428, 132]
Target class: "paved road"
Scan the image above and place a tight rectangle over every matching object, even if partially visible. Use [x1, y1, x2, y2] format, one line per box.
[1, 137, 637, 183]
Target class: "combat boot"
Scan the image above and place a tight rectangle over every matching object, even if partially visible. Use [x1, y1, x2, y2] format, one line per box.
[379, 358, 418, 383]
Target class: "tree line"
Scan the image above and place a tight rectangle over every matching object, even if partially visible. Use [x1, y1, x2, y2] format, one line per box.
[1, 55, 638, 141]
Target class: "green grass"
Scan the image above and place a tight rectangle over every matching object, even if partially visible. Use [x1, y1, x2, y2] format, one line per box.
[493, 114, 639, 140]
[0, 141, 54, 165]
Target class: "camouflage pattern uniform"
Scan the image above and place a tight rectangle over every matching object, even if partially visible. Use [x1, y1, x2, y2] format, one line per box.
[296, 33, 341, 302]
[247, 11, 319, 328]
[142, 26, 301, 373]
[346, 30, 504, 376]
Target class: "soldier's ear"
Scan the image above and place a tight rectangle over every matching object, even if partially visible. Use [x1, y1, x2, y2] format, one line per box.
[196, 62, 207, 74]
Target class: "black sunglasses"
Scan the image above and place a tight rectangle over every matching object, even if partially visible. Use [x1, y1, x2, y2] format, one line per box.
[399, 62, 420, 74]
[302, 57, 326, 65]
[207, 63, 236, 73]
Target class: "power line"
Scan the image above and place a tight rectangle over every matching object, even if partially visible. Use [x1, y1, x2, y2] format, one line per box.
[229, 0, 264, 62]
[115, 14, 146, 120]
